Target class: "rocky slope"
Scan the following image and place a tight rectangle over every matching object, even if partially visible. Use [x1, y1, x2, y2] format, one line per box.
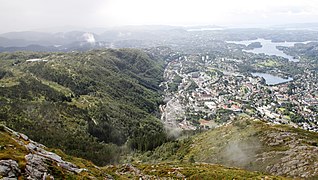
[0, 124, 287, 179]
[0, 125, 96, 179]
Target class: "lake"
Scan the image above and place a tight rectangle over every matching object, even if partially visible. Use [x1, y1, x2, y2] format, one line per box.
[251, 72, 293, 85]
[227, 38, 311, 62]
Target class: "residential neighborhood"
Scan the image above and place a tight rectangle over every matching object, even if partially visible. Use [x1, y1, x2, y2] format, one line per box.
[160, 53, 318, 132]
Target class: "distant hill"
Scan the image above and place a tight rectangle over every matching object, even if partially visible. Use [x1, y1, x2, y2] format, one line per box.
[0, 31, 103, 49]
[2, 25, 318, 53]
[0, 37, 30, 47]
[272, 22, 318, 31]
[0, 31, 52, 42]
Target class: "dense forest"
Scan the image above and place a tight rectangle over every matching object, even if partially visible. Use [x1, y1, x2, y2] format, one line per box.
[0, 49, 169, 165]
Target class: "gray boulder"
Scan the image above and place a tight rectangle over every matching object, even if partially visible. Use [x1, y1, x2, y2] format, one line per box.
[0, 159, 21, 179]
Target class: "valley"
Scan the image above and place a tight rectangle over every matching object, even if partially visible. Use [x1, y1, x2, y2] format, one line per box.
[2, 0, 318, 179]
[0, 27, 318, 179]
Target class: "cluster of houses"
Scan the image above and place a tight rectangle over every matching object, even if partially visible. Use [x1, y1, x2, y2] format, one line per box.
[162, 55, 318, 132]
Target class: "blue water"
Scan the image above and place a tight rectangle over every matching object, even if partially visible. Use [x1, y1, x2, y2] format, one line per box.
[227, 38, 311, 62]
[251, 72, 293, 85]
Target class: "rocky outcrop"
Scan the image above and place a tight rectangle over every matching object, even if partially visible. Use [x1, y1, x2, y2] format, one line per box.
[265, 145, 318, 178]
[0, 160, 21, 179]
[25, 154, 54, 179]
[257, 130, 318, 178]
[25, 140, 87, 175]
[1, 125, 87, 179]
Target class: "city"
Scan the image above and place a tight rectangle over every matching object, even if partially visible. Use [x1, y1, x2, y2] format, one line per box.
[160, 43, 318, 132]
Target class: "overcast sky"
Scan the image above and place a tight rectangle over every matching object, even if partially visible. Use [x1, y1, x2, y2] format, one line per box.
[1, 0, 318, 33]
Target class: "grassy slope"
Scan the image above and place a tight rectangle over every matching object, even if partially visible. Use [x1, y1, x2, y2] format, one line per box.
[0, 124, 287, 179]
[140, 116, 318, 178]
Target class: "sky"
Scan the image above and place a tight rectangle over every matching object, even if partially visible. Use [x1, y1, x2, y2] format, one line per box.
[1, 0, 318, 33]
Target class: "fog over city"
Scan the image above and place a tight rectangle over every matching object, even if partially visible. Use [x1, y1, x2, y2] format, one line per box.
[1, 0, 318, 32]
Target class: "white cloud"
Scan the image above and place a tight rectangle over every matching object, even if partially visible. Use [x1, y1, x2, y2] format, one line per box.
[82, 33, 96, 44]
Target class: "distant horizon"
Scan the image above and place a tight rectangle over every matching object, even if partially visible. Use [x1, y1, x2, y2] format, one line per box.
[2, 22, 318, 34]
[2, 0, 318, 33]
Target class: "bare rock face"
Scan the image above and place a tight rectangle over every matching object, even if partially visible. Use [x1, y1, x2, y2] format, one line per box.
[25, 154, 54, 179]
[1, 125, 87, 179]
[25, 141, 85, 174]
[0, 160, 21, 179]
[258, 130, 318, 178]
[265, 146, 318, 178]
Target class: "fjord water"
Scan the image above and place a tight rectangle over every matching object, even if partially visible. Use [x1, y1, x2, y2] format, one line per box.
[227, 38, 311, 62]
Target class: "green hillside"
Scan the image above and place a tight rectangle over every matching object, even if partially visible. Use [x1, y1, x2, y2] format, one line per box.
[0, 49, 167, 165]
[0, 124, 287, 179]
[140, 116, 318, 179]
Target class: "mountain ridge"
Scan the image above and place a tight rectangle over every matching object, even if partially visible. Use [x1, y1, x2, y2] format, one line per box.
[0, 124, 288, 179]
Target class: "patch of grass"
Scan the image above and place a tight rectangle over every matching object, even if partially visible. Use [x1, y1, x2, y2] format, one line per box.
[0, 132, 28, 169]
[47, 148, 118, 179]
[136, 163, 288, 179]
[257, 60, 280, 67]
[41, 79, 73, 96]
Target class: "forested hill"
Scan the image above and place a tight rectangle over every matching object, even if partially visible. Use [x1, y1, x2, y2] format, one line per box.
[0, 48, 168, 165]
